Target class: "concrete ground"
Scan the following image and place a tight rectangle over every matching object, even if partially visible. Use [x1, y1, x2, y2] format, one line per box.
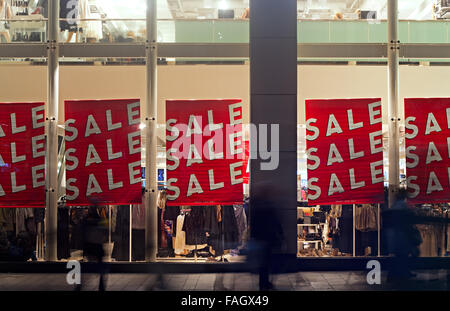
[0, 270, 448, 291]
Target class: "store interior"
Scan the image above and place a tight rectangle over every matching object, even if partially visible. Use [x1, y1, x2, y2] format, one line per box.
[1, 0, 449, 44]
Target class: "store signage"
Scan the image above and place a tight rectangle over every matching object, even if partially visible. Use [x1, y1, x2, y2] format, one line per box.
[306, 98, 384, 205]
[405, 98, 450, 203]
[243, 140, 249, 185]
[0, 102, 46, 208]
[65, 99, 142, 205]
[166, 99, 244, 206]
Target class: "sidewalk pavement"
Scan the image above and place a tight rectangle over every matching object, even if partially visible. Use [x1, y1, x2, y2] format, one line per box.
[0, 270, 448, 291]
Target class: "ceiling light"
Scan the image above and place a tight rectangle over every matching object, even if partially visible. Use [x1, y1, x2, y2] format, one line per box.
[218, 0, 228, 10]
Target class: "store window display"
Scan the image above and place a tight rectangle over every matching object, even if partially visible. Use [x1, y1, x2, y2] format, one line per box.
[0, 208, 40, 262]
[412, 203, 449, 257]
[156, 189, 246, 262]
[297, 200, 382, 257]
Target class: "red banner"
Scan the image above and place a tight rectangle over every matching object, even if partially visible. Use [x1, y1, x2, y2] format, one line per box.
[65, 99, 142, 205]
[306, 98, 384, 205]
[166, 99, 244, 206]
[0, 102, 45, 208]
[243, 140, 249, 185]
[405, 98, 450, 204]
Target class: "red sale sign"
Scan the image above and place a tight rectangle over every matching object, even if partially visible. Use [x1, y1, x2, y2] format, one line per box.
[306, 98, 384, 205]
[405, 98, 450, 204]
[243, 140, 249, 185]
[166, 99, 244, 206]
[65, 99, 142, 205]
[0, 102, 45, 208]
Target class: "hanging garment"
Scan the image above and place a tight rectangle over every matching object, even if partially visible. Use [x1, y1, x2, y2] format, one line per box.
[0, 209, 15, 232]
[112, 205, 130, 261]
[132, 229, 145, 261]
[204, 206, 223, 256]
[204, 205, 239, 256]
[163, 206, 180, 237]
[57, 208, 70, 260]
[447, 222, 450, 252]
[70, 208, 87, 251]
[174, 214, 186, 255]
[330, 205, 342, 218]
[160, 208, 167, 248]
[222, 205, 239, 250]
[182, 207, 207, 246]
[110, 206, 117, 232]
[132, 204, 145, 230]
[355, 204, 378, 232]
[233, 204, 247, 245]
[33, 208, 45, 224]
[417, 224, 437, 257]
[15, 209, 34, 235]
[435, 222, 445, 256]
[337, 205, 353, 254]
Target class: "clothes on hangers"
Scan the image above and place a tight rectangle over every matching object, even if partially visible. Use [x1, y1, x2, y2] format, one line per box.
[417, 224, 438, 257]
[57, 207, 70, 260]
[33, 208, 45, 224]
[15, 208, 34, 235]
[233, 204, 247, 246]
[112, 205, 130, 261]
[336, 205, 353, 254]
[0, 209, 15, 233]
[70, 207, 87, 251]
[163, 206, 180, 237]
[174, 214, 186, 255]
[182, 207, 208, 246]
[132, 203, 145, 230]
[355, 204, 378, 232]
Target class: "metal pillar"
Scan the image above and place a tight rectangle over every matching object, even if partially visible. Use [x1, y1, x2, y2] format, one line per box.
[387, 0, 400, 208]
[249, 0, 298, 256]
[45, 0, 59, 261]
[145, 0, 158, 262]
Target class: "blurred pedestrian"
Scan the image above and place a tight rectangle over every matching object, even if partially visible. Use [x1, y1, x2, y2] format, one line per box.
[77, 206, 108, 291]
[383, 189, 421, 281]
[248, 183, 284, 291]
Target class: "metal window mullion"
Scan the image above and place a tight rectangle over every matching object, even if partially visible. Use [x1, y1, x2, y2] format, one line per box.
[45, 0, 60, 262]
[145, 0, 158, 262]
[387, 0, 400, 209]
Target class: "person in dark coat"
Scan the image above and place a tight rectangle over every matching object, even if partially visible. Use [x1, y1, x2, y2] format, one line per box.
[248, 183, 284, 291]
[77, 206, 108, 291]
[383, 189, 421, 281]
